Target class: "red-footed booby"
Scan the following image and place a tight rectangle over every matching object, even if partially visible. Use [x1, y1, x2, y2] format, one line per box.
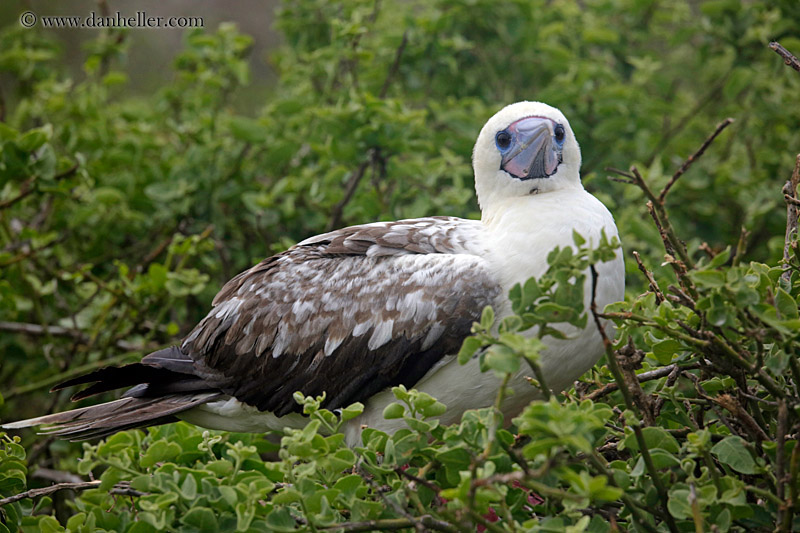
[3, 102, 624, 446]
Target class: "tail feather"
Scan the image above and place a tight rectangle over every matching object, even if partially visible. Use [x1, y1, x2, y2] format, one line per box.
[3, 345, 225, 440]
[3, 392, 222, 440]
[53, 346, 197, 401]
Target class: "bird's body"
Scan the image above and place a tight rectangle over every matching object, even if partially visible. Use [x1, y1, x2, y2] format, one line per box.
[3, 102, 624, 446]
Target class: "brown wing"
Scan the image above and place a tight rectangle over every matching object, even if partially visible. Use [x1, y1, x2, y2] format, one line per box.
[181, 217, 500, 416]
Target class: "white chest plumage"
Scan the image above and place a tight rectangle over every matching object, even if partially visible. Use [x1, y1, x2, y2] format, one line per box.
[343, 188, 623, 445]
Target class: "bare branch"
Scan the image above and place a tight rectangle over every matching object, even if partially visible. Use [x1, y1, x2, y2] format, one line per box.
[633, 251, 665, 304]
[585, 363, 701, 402]
[0, 164, 79, 211]
[777, 400, 789, 528]
[0, 479, 148, 508]
[379, 31, 408, 98]
[782, 154, 800, 283]
[770, 41, 800, 73]
[0, 480, 101, 507]
[732, 226, 749, 267]
[327, 157, 372, 232]
[317, 516, 457, 532]
[659, 118, 733, 203]
[327, 32, 409, 231]
[394, 467, 440, 493]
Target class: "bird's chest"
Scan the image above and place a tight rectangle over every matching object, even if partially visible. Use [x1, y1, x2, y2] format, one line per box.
[483, 192, 614, 300]
[479, 191, 624, 388]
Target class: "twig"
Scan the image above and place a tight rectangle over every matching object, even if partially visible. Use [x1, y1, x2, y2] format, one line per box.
[770, 41, 800, 73]
[653, 363, 683, 418]
[632, 424, 676, 533]
[644, 73, 730, 167]
[0, 164, 79, 211]
[395, 466, 440, 493]
[0, 480, 101, 507]
[618, 341, 655, 426]
[109, 484, 148, 498]
[471, 470, 582, 501]
[646, 201, 677, 261]
[784, 195, 800, 207]
[326, 31, 409, 231]
[658, 118, 733, 203]
[360, 467, 426, 533]
[317, 516, 457, 532]
[782, 154, 800, 283]
[609, 165, 694, 271]
[327, 157, 373, 231]
[0, 176, 36, 211]
[611, 115, 733, 276]
[586, 452, 661, 533]
[689, 483, 704, 533]
[786, 438, 800, 531]
[715, 394, 771, 442]
[590, 265, 635, 412]
[777, 401, 789, 530]
[585, 363, 699, 402]
[590, 267, 678, 533]
[605, 167, 635, 184]
[732, 226, 749, 267]
[379, 31, 408, 98]
[633, 251, 664, 304]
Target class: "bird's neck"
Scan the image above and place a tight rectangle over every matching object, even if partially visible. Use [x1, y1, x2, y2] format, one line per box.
[480, 185, 585, 227]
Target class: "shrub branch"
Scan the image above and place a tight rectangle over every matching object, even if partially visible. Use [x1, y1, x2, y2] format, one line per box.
[770, 41, 800, 73]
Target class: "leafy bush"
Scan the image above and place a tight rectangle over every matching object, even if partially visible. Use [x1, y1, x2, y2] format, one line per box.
[2, 0, 800, 531]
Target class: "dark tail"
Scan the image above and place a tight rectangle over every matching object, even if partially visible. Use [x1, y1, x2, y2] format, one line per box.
[1, 346, 222, 440]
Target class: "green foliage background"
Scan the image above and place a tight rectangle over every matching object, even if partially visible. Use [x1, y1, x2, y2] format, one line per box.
[1, 0, 800, 531]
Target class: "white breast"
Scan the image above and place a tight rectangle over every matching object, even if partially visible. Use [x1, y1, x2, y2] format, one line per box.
[345, 188, 624, 446]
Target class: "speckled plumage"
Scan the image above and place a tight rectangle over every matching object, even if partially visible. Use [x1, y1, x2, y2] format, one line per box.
[181, 217, 499, 416]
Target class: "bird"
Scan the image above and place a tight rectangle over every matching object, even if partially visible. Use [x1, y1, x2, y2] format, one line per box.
[3, 101, 625, 447]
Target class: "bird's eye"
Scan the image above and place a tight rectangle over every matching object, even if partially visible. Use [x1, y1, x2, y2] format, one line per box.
[495, 131, 512, 151]
[554, 124, 565, 144]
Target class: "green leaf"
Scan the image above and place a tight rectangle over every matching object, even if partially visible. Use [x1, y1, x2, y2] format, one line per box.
[140, 440, 181, 468]
[624, 427, 680, 454]
[458, 336, 483, 364]
[35, 516, 65, 533]
[17, 125, 53, 152]
[420, 400, 447, 418]
[480, 305, 495, 329]
[775, 288, 798, 319]
[340, 402, 364, 421]
[266, 508, 297, 532]
[382, 402, 405, 419]
[180, 507, 219, 532]
[711, 436, 758, 474]
[228, 116, 269, 143]
[179, 473, 198, 500]
[690, 270, 726, 288]
[651, 339, 682, 364]
[667, 488, 693, 519]
[485, 344, 520, 374]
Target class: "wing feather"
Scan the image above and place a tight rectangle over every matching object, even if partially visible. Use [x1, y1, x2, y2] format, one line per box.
[182, 217, 499, 415]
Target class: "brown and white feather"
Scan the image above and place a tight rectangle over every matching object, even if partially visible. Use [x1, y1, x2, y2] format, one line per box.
[182, 216, 499, 416]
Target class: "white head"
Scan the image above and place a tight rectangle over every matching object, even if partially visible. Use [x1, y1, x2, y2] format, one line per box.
[472, 101, 582, 219]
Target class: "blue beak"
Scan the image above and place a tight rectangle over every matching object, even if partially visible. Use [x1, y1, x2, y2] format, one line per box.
[499, 117, 562, 180]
